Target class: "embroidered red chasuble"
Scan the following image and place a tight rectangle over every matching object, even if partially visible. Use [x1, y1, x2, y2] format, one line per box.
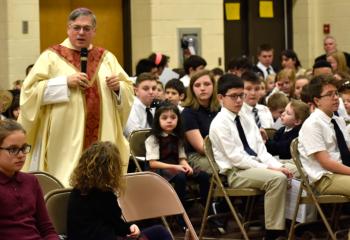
[50, 45, 105, 149]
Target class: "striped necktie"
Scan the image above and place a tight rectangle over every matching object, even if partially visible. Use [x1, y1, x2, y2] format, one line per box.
[252, 107, 261, 128]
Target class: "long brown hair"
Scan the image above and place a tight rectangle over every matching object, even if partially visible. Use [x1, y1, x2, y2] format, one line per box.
[182, 69, 220, 112]
[70, 141, 124, 194]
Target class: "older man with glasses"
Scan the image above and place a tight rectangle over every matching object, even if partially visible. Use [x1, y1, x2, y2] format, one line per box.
[18, 8, 134, 186]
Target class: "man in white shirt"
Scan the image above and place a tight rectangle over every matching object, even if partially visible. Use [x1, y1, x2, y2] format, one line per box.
[179, 55, 206, 87]
[256, 44, 276, 79]
[209, 74, 293, 240]
[299, 75, 350, 196]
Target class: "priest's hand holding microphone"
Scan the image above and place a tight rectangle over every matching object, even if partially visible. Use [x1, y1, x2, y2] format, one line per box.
[67, 47, 121, 92]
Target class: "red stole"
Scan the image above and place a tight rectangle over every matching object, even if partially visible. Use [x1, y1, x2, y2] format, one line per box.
[50, 45, 105, 149]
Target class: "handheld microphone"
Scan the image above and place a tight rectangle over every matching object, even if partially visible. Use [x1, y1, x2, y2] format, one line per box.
[80, 48, 88, 73]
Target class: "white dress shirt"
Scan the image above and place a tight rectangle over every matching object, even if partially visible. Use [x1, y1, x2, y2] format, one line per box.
[257, 62, 275, 79]
[240, 102, 274, 128]
[209, 107, 282, 173]
[124, 97, 155, 137]
[299, 108, 350, 183]
[180, 74, 190, 88]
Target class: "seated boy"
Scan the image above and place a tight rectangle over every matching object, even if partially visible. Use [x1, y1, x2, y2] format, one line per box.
[267, 92, 289, 130]
[266, 99, 310, 160]
[124, 73, 157, 137]
[209, 74, 293, 240]
[240, 71, 274, 129]
[179, 55, 207, 87]
[299, 74, 350, 196]
[164, 79, 186, 112]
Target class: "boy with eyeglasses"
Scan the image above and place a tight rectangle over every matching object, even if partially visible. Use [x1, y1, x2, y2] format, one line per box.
[299, 75, 350, 196]
[209, 74, 293, 240]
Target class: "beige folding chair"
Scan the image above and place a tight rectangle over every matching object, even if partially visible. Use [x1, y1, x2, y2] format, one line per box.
[199, 136, 263, 240]
[265, 128, 277, 139]
[128, 129, 151, 172]
[288, 138, 350, 240]
[45, 188, 72, 236]
[118, 172, 198, 240]
[30, 171, 64, 196]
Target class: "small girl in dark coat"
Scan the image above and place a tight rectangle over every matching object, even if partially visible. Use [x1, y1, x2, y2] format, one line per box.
[266, 99, 310, 159]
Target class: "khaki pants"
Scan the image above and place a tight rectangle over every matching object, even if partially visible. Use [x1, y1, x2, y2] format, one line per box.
[188, 152, 216, 174]
[227, 168, 288, 230]
[315, 173, 350, 196]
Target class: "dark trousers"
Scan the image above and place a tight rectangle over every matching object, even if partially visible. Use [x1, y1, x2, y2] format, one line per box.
[170, 171, 210, 207]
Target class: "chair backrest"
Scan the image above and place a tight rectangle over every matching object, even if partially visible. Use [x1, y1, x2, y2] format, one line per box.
[265, 128, 277, 139]
[128, 129, 151, 171]
[290, 138, 309, 185]
[118, 172, 198, 239]
[30, 171, 64, 196]
[45, 188, 72, 235]
[128, 129, 151, 157]
[203, 136, 222, 178]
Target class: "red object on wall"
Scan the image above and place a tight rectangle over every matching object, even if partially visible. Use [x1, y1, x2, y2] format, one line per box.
[323, 24, 330, 34]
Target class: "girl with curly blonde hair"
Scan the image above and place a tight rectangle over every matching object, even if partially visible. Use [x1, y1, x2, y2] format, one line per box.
[67, 141, 171, 240]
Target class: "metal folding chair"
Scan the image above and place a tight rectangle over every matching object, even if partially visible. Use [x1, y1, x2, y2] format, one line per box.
[199, 136, 264, 240]
[119, 172, 198, 240]
[30, 171, 64, 197]
[288, 138, 350, 240]
[45, 188, 72, 236]
[128, 129, 151, 171]
[265, 128, 277, 139]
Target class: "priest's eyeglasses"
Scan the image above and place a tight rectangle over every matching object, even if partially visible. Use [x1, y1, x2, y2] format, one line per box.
[0, 144, 31, 155]
[70, 24, 94, 33]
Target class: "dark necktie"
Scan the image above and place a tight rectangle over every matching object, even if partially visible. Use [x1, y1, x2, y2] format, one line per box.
[252, 107, 261, 128]
[235, 115, 257, 156]
[146, 107, 153, 127]
[331, 119, 350, 166]
[266, 67, 271, 75]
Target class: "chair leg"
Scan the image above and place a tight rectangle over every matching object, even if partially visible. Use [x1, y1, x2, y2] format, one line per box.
[132, 157, 143, 172]
[199, 176, 215, 239]
[288, 184, 303, 240]
[222, 193, 250, 240]
[312, 199, 337, 240]
[161, 216, 175, 240]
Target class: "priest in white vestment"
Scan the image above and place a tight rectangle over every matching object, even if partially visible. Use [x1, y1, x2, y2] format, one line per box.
[18, 8, 134, 186]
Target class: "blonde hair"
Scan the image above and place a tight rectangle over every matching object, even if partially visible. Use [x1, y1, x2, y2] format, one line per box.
[289, 99, 310, 123]
[70, 141, 124, 194]
[182, 70, 220, 112]
[276, 68, 296, 96]
[267, 92, 289, 111]
[328, 51, 349, 74]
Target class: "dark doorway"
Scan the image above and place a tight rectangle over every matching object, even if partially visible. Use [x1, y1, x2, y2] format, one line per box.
[224, 0, 293, 71]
